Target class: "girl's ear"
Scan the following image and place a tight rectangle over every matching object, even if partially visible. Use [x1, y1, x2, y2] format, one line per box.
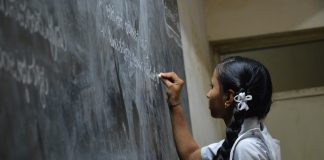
[223, 89, 235, 107]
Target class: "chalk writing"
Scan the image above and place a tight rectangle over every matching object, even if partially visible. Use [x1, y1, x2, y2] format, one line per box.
[100, 27, 159, 83]
[25, 88, 30, 103]
[97, 1, 159, 84]
[164, 6, 177, 26]
[163, 2, 181, 47]
[98, 0, 149, 51]
[165, 24, 181, 47]
[0, 46, 49, 108]
[0, 0, 66, 58]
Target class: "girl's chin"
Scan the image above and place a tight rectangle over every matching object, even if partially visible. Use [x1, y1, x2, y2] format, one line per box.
[210, 112, 217, 118]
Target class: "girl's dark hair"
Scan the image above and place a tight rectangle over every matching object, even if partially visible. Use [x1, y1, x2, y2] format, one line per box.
[213, 56, 273, 160]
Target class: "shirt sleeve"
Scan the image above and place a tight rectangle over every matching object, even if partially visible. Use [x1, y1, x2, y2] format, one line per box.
[233, 137, 269, 160]
[201, 140, 224, 160]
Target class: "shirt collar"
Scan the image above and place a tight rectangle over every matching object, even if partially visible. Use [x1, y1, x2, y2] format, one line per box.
[239, 117, 261, 136]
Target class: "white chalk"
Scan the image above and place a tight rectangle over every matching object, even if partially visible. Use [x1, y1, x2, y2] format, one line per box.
[158, 73, 162, 78]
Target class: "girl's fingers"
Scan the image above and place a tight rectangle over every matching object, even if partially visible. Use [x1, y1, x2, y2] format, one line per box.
[159, 72, 179, 83]
[160, 77, 173, 87]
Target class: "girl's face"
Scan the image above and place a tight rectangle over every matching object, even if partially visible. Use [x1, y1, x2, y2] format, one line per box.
[206, 69, 227, 118]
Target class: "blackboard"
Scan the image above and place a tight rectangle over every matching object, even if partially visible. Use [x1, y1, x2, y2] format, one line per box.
[0, 0, 190, 159]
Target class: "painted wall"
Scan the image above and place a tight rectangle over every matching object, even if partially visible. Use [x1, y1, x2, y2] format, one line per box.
[267, 87, 324, 160]
[177, 0, 224, 146]
[205, 0, 324, 40]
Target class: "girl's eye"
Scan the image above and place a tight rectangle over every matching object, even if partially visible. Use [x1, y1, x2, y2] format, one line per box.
[210, 84, 213, 88]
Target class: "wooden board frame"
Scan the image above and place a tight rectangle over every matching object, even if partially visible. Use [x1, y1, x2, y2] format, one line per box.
[210, 27, 324, 55]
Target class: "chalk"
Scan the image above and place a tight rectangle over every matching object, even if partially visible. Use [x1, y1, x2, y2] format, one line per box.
[158, 73, 162, 78]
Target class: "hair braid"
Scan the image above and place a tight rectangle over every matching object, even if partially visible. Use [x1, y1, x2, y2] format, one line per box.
[213, 108, 246, 160]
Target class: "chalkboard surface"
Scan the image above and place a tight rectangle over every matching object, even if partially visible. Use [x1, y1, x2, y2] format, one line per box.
[0, 0, 190, 159]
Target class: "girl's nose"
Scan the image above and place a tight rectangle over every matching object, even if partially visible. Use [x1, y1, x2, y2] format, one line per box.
[206, 92, 210, 99]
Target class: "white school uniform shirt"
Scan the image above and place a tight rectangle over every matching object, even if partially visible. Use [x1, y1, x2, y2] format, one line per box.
[201, 117, 281, 160]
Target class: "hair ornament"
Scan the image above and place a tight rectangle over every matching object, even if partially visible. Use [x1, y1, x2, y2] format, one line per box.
[234, 92, 252, 111]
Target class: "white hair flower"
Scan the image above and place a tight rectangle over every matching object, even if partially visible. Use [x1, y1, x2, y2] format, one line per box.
[234, 92, 252, 111]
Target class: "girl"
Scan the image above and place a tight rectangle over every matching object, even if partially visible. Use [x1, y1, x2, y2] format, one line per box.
[159, 56, 280, 160]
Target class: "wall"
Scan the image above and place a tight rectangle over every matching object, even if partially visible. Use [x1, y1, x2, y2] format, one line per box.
[205, 0, 324, 40]
[177, 0, 224, 146]
[266, 87, 324, 160]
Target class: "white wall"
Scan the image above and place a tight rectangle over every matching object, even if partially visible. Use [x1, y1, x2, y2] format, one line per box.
[205, 0, 324, 40]
[177, 0, 225, 146]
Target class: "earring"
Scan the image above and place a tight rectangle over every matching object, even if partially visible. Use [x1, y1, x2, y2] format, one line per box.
[224, 102, 230, 108]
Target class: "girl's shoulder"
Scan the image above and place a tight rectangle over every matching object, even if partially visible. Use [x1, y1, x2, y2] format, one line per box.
[231, 127, 281, 160]
[233, 136, 269, 159]
[201, 139, 225, 160]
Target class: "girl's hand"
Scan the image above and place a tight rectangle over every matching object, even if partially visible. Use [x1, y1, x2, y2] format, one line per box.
[159, 72, 184, 107]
